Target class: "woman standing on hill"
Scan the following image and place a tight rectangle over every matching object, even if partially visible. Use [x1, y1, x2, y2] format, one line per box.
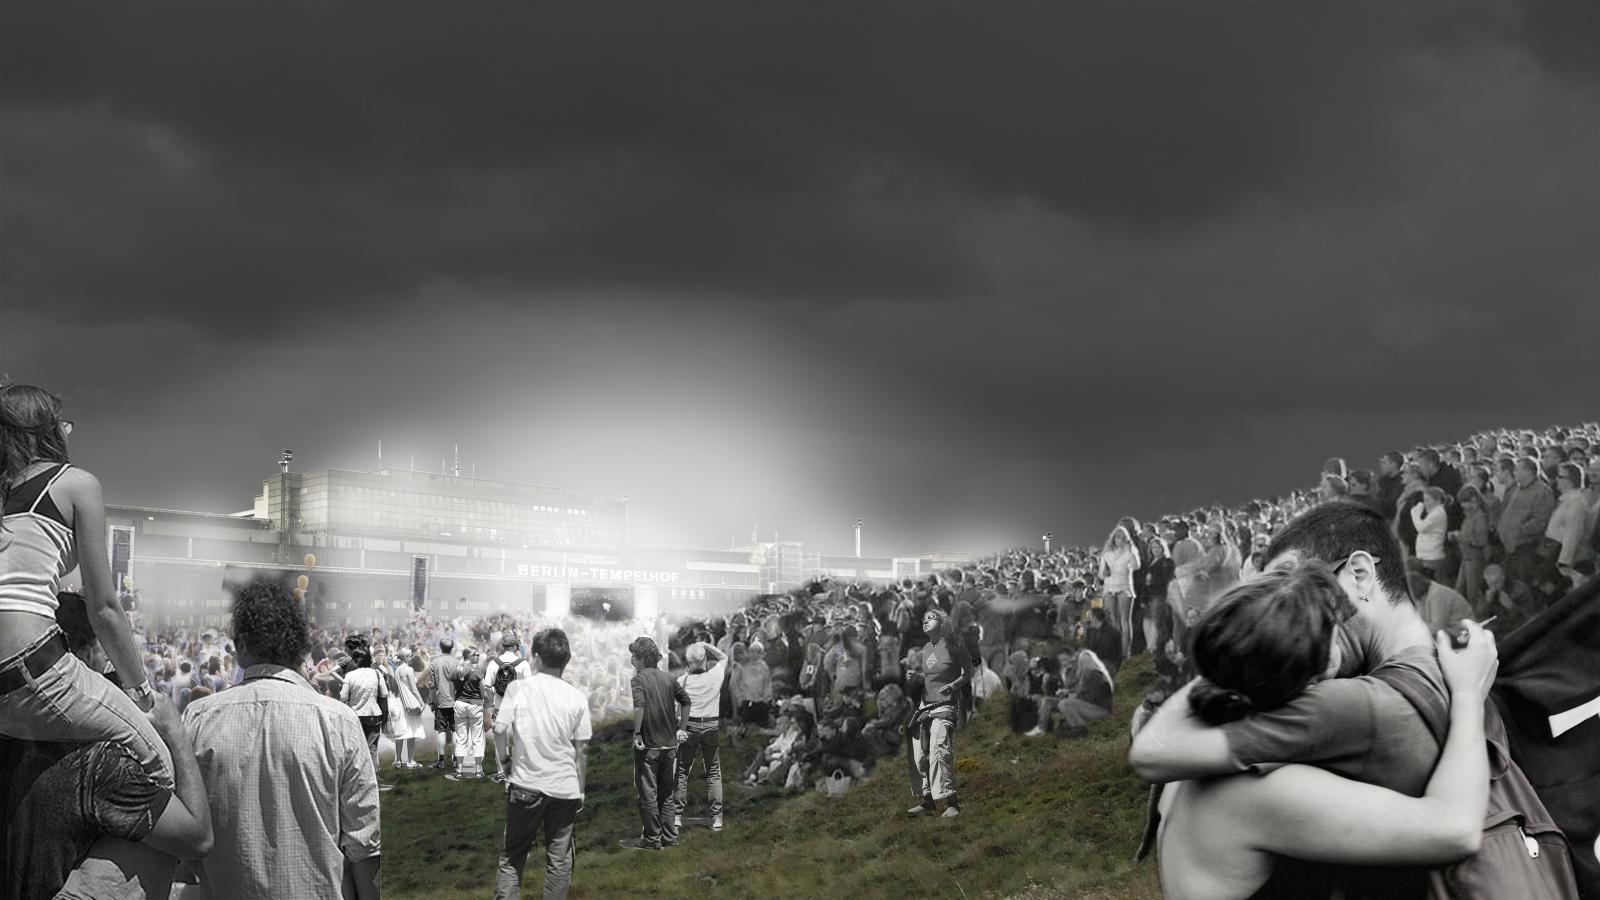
[390, 647, 427, 769]
[1099, 526, 1141, 660]
[1143, 538, 1177, 659]
[905, 608, 973, 819]
[0, 383, 174, 788]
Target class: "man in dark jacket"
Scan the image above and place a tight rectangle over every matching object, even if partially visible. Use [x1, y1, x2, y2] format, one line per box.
[1083, 606, 1123, 675]
[1417, 448, 1465, 530]
[1376, 450, 1405, 520]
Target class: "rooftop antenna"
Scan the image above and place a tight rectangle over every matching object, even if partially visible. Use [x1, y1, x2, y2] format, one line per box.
[278, 449, 295, 474]
[377, 440, 383, 472]
[452, 445, 463, 478]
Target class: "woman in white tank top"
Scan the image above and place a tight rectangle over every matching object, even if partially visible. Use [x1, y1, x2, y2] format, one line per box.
[0, 383, 173, 790]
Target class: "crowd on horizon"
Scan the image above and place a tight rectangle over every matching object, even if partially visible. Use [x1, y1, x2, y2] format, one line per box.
[5, 375, 1598, 900]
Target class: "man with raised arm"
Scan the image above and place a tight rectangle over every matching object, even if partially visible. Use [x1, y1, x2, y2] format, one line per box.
[673, 640, 729, 834]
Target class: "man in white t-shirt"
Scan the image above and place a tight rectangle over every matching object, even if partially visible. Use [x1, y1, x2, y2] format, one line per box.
[484, 634, 531, 785]
[492, 628, 592, 900]
[672, 641, 728, 833]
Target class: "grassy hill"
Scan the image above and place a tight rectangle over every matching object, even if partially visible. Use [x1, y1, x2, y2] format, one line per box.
[383, 655, 1165, 900]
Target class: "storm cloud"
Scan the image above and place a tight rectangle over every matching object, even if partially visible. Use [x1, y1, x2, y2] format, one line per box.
[3, 1, 1596, 555]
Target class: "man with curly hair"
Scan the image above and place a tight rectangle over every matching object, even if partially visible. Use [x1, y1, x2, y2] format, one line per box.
[619, 637, 689, 852]
[183, 578, 381, 899]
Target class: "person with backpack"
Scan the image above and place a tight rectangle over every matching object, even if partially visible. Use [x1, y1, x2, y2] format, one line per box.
[484, 634, 531, 784]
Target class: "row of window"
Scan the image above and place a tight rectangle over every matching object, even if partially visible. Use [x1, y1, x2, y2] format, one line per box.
[320, 484, 599, 518]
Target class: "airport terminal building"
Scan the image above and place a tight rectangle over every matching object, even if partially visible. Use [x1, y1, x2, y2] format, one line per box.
[106, 466, 965, 630]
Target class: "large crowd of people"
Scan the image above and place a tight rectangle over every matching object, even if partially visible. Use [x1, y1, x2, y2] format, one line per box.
[3, 378, 1596, 899]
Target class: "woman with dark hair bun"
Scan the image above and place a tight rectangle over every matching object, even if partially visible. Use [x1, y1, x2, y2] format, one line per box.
[1145, 562, 1501, 900]
[1186, 564, 1341, 725]
[0, 383, 173, 791]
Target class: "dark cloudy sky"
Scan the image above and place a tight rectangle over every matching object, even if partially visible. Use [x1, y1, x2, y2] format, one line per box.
[3, 2, 1597, 557]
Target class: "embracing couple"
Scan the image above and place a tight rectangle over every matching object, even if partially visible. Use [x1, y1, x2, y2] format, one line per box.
[1130, 500, 1578, 900]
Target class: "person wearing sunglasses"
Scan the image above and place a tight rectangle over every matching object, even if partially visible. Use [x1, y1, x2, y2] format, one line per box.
[1131, 500, 1456, 899]
[0, 384, 175, 799]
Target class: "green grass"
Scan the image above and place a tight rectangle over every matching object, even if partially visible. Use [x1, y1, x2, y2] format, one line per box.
[383, 655, 1165, 900]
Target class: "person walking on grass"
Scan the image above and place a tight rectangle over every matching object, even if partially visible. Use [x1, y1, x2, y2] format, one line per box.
[493, 628, 591, 900]
[619, 637, 690, 852]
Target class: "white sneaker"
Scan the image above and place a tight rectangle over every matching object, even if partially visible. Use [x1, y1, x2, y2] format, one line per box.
[1024, 726, 1046, 737]
[711, 815, 724, 832]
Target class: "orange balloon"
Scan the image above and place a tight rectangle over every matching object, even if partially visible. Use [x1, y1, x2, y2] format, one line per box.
[296, 575, 310, 590]
[304, 553, 317, 570]
[293, 587, 306, 601]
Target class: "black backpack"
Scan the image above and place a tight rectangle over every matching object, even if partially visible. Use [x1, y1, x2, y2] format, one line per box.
[1372, 661, 1581, 900]
[493, 658, 524, 697]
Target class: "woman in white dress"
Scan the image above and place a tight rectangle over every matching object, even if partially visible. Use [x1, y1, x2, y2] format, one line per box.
[1098, 526, 1141, 659]
[389, 648, 428, 768]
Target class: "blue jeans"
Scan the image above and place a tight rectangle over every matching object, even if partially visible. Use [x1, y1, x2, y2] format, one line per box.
[908, 707, 956, 801]
[494, 786, 579, 900]
[673, 720, 723, 819]
[633, 747, 679, 848]
[0, 631, 172, 791]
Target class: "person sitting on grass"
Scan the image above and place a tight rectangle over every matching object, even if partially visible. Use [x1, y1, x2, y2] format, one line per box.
[861, 683, 910, 758]
[1024, 651, 1073, 737]
[1028, 648, 1113, 739]
[742, 701, 813, 788]
[802, 715, 875, 782]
